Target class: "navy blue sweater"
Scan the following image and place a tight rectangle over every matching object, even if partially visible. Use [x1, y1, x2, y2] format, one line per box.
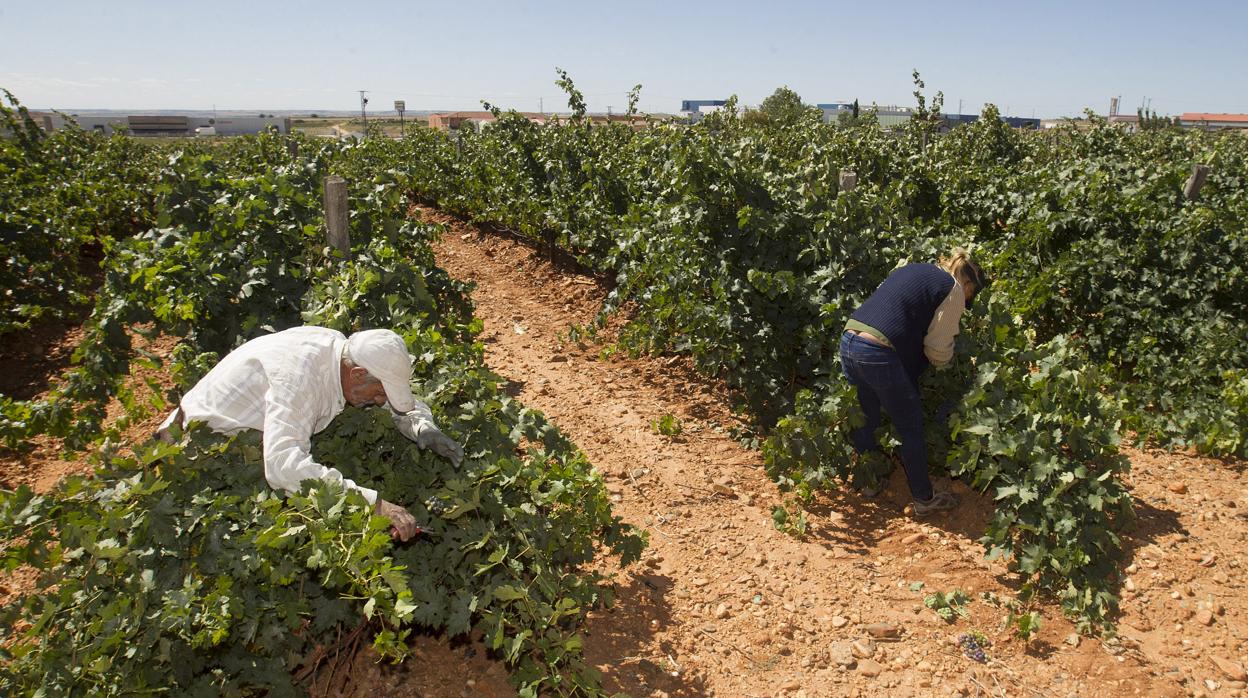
[850, 263, 955, 385]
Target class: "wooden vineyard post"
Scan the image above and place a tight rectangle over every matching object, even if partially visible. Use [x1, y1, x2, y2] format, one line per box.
[1184, 164, 1211, 201]
[839, 170, 858, 193]
[324, 176, 350, 256]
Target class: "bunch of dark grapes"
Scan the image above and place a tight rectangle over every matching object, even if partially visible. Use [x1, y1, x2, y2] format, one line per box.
[958, 633, 989, 663]
[424, 496, 452, 517]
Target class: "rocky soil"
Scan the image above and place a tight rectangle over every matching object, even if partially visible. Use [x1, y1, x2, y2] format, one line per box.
[424, 207, 1248, 698]
[4, 208, 1247, 697]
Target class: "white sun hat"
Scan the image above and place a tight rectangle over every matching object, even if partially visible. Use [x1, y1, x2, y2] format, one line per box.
[346, 329, 416, 413]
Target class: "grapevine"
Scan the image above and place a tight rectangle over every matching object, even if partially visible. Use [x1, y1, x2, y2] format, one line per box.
[0, 123, 644, 695]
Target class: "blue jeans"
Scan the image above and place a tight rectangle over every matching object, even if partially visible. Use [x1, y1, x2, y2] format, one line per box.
[839, 331, 933, 501]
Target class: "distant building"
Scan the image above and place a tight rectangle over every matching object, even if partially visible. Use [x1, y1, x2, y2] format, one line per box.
[1108, 114, 1141, 133]
[1180, 113, 1248, 130]
[30, 112, 291, 136]
[816, 103, 855, 123]
[680, 100, 727, 114]
[819, 102, 1039, 130]
[680, 100, 729, 123]
[940, 113, 1040, 130]
[819, 103, 921, 128]
[426, 110, 547, 131]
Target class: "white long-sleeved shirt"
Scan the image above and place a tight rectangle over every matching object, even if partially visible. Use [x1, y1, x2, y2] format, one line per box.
[171, 326, 432, 506]
[923, 277, 966, 368]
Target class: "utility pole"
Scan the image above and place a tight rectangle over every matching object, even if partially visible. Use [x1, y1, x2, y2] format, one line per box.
[358, 90, 369, 137]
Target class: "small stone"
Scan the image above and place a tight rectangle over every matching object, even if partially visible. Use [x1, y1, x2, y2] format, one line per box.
[691, 578, 710, 587]
[1065, 633, 1080, 647]
[902, 533, 926, 545]
[1212, 657, 1248, 682]
[829, 641, 856, 668]
[712, 483, 735, 497]
[1204, 678, 1221, 691]
[548, 354, 568, 363]
[1168, 482, 1188, 494]
[781, 679, 800, 691]
[857, 659, 885, 677]
[852, 638, 878, 659]
[865, 622, 901, 640]
[714, 603, 730, 619]
[1196, 609, 1215, 626]
[831, 615, 849, 628]
[1124, 578, 1136, 592]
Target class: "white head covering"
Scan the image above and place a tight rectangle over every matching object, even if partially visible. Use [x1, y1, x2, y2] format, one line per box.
[345, 329, 416, 413]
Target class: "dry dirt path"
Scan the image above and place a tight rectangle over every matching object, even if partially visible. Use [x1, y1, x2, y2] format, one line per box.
[5, 212, 1247, 697]
[425, 207, 1248, 698]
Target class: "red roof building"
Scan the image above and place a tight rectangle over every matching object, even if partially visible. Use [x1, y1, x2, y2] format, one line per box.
[1180, 113, 1248, 129]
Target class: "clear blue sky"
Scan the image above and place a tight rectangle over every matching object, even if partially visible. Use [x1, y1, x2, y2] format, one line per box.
[2, 0, 1244, 118]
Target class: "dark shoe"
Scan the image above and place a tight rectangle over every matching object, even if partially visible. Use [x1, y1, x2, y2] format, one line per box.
[913, 491, 958, 517]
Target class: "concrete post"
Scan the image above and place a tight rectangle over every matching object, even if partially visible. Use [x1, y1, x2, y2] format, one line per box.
[1184, 164, 1211, 201]
[324, 176, 349, 255]
[839, 170, 858, 193]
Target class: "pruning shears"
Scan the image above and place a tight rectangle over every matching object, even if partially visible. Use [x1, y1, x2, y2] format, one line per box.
[390, 524, 439, 542]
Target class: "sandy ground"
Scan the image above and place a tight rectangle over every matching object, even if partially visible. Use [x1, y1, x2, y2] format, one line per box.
[4, 209, 1247, 697]
[423, 206, 1248, 698]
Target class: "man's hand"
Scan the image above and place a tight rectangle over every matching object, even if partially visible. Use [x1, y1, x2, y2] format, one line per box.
[393, 413, 464, 466]
[375, 498, 419, 542]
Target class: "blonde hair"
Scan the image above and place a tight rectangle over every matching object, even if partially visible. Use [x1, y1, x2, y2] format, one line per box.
[941, 247, 985, 290]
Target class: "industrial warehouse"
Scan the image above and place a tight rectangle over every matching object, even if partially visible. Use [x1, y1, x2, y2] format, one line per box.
[27, 111, 291, 136]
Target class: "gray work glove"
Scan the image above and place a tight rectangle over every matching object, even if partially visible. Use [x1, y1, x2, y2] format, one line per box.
[392, 411, 464, 466]
[375, 498, 419, 541]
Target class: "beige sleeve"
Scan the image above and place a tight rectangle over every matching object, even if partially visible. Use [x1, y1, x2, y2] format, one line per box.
[924, 282, 966, 368]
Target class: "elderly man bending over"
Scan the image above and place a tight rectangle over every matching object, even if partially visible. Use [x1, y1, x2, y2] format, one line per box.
[158, 326, 463, 541]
